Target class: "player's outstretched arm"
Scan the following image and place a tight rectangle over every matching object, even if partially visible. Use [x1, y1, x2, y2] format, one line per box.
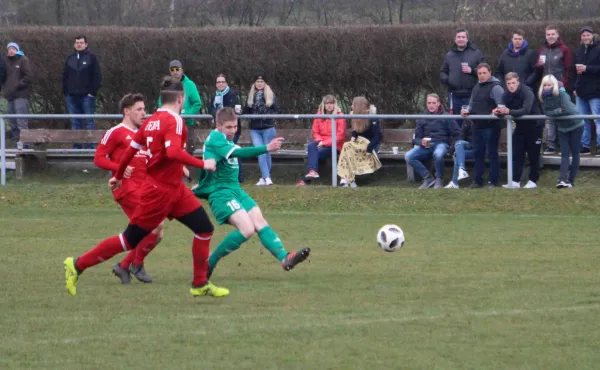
[231, 137, 284, 159]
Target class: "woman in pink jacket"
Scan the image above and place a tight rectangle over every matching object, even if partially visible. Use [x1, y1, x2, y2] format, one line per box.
[297, 95, 346, 186]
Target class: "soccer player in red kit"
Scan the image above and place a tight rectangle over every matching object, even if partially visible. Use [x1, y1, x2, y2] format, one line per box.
[64, 76, 229, 298]
[94, 93, 163, 284]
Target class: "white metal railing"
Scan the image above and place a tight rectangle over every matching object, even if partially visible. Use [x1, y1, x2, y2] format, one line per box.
[2, 113, 600, 187]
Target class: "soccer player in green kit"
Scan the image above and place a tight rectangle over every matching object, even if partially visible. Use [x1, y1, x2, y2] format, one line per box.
[193, 107, 310, 279]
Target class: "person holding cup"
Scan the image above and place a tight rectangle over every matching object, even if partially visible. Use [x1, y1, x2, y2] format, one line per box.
[405, 93, 460, 189]
[572, 26, 600, 155]
[209, 73, 244, 183]
[296, 95, 346, 186]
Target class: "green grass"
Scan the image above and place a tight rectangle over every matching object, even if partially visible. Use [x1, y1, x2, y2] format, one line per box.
[1, 173, 600, 369]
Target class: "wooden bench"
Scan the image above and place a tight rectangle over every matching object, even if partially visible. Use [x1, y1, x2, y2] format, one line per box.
[16, 127, 506, 181]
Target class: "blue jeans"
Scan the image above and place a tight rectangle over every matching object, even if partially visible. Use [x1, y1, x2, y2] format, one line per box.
[577, 97, 600, 149]
[451, 140, 474, 183]
[250, 127, 276, 179]
[473, 127, 501, 186]
[306, 141, 334, 172]
[66, 94, 97, 149]
[449, 94, 471, 128]
[405, 142, 449, 180]
[558, 126, 584, 183]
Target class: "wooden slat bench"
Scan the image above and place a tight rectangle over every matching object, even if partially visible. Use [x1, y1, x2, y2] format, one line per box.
[16, 127, 507, 181]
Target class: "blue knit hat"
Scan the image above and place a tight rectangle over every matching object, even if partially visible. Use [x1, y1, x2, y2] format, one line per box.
[7, 42, 19, 51]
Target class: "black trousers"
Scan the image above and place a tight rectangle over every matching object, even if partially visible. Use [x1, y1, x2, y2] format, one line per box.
[512, 124, 543, 183]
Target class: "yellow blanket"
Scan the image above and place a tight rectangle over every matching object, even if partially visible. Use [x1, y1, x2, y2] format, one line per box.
[337, 137, 382, 183]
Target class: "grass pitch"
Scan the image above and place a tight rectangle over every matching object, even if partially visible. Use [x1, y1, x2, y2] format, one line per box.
[1, 170, 599, 369]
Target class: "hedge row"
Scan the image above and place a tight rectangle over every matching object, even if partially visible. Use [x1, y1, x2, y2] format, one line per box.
[1, 20, 599, 129]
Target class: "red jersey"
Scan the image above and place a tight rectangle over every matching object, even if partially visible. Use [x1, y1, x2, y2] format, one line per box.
[95, 123, 148, 182]
[130, 108, 187, 188]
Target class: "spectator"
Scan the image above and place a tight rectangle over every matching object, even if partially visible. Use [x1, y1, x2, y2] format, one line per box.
[539, 75, 584, 188]
[244, 72, 279, 186]
[62, 35, 102, 149]
[440, 28, 485, 124]
[2, 42, 32, 148]
[444, 120, 474, 189]
[405, 93, 460, 189]
[337, 97, 382, 188]
[536, 26, 574, 154]
[461, 63, 504, 188]
[573, 27, 600, 155]
[494, 72, 543, 189]
[495, 29, 538, 88]
[297, 95, 346, 186]
[209, 73, 244, 183]
[158, 60, 203, 155]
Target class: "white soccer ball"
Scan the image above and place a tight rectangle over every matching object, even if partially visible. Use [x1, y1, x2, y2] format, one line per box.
[377, 224, 405, 252]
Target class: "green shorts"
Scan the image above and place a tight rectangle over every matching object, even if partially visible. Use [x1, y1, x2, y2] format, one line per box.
[208, 188, 258, 225]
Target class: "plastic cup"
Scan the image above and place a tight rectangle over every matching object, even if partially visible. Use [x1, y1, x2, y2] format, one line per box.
[423, 138, 431, 148]
[392, 146, 399, 155]
[235, 104, 242, 114]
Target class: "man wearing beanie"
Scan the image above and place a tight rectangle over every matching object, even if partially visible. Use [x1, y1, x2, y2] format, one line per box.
[573, 26, 600, 155]
[158, 60, 203, 156]
[2, 42, 33, 147]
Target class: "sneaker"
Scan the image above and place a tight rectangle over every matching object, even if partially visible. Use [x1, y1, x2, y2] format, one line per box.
[190, 282, 230, 297]
[305, 170, 319, 179]
[444, 181, 459, 189]
[556, 180, 569, 189]
[281, 247, 311, 271]
[581, 147, 591, 155]
[418, 177, 435, 190]
[544, 148, 557, 155]
[434, 178, 444, 189]
[523, 180, 537, 189]
[256, 178, 266, 186]
[296, 180, 306, 186]
[457, 168, 469, 181]
[469, 183, 483, 189]
[63, 257, 80, 297]
[350, 182, 358, 189]
[502, 181, 521, 188]
[130, 264, 152, 283]
[112, 263, 132, 284]
[265, 177, 273, 186]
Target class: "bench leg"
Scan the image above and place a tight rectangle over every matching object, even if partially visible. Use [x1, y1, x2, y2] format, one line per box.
[407, 164, 416, 182]
[15, 157, 24, 180]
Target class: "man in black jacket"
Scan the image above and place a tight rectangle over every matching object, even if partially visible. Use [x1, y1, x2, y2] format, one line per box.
[461, 63, 504, 188]
[440, 28, 485, 126]
[405, 94, 460, 189]
[573, 27, 600, 155]
[495, 72, 543, 189]
[2, 42, 33, 146]
[495, 29, 538, 88]
[62, 35, 102, 149]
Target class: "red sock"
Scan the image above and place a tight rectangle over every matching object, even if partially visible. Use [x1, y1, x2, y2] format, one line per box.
[192, 233, 212, 287]
[76, 234, 129, 273]
[133, 232, 159, 266]
[119, 249, 135, 269]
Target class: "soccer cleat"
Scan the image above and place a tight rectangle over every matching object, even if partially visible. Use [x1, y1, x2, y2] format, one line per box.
[190, 282, 230, 297]
[444, 181, 459, 189]
[305, 170, 320, 179]
[457, 168, 469, 181]
[63, 257, 80, 296]
[112, 263, 132, 284]
[281, 247, 311, 271]
[130, 264, 152, 283]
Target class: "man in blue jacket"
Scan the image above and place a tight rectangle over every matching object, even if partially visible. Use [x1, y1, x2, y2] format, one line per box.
[62, 35, 102, 149]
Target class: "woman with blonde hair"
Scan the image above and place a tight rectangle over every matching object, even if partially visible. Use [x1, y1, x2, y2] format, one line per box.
[297, 95, 346, 186]
[538, 74, 584, 188]
[336, 96, 382, 188]
[244, 73, 279, 186]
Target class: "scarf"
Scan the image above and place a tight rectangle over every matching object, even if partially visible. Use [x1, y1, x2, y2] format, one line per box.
[508, 40, 529, 56]
[542, 88, 554, 97]
[213, 86, 230, 108]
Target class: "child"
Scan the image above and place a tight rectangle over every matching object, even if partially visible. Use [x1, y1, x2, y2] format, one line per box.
[538, 75, 585, 188]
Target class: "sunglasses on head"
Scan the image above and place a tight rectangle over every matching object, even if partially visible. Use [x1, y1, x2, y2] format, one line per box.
[170, 67, 182, 72]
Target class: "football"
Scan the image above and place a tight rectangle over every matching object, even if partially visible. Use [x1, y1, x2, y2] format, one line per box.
[377, 224, 405, 252]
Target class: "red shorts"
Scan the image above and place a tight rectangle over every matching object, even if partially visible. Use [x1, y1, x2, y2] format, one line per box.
[130, 180, 202, 231]
[114, 180, 143, 219]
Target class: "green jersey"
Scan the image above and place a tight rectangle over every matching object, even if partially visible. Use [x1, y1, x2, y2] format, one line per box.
[193, 130, 241, 198]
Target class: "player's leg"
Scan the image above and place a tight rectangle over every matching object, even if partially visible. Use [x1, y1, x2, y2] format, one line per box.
[241, 189, 311, 271]
[171, 185, 228, 297]
[207, 209, 255, 279]
[112, 193, 140, 284]
[128, 222, 165, 283]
